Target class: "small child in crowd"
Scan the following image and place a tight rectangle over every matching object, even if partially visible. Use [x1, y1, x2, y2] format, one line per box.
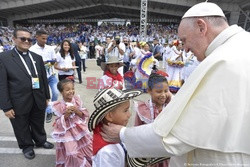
[99, 56, 124, 90]
[51, 79, 92, 167]
[88, 88, 142, 167]
[134, 71, 171, 167]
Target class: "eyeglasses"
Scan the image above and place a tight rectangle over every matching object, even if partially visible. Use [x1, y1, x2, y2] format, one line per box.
[16, 37, 32, 43]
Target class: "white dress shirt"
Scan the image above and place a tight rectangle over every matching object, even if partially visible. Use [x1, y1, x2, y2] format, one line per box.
[30, 43, 56, 78]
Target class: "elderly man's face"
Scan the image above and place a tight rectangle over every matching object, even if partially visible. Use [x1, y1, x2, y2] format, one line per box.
[178, 19, 206, 61]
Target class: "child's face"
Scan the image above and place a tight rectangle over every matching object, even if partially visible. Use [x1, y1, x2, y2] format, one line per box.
[148, 82, 170, 106]
[107, 63, 119, 75]
[105, 101, 131, 126]
[61, 82, 75, 102]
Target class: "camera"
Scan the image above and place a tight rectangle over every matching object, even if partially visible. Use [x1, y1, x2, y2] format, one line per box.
[115, 39, 120, 45]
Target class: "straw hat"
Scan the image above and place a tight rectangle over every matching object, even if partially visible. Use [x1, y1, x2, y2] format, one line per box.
[88, 88, 143, 131]
[100, 56, 124, 71]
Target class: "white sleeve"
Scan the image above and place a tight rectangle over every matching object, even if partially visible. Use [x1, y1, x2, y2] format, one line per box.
[50, 46, 57, 60]
[56, 52, 61, 63]
[119, 127, 126, 142]
[121, 123, 195, 158]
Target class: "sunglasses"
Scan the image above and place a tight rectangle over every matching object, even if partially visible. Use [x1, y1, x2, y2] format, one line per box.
[17, 37, 32, 43]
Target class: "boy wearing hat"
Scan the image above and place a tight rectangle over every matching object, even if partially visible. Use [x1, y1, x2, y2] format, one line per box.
[88, 88, 142, 167]
[99, 56, 124, 90]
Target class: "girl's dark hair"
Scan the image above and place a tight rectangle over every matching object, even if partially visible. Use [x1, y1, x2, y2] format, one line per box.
[57, 79, 74, 92]
[59, 40, 74, 60]
[148, 73, 168, 90]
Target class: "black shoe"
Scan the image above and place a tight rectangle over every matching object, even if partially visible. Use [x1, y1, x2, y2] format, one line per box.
[23, 149, 35, 159]
[39, 141, 54, 149]
[46, 113, 53, 123]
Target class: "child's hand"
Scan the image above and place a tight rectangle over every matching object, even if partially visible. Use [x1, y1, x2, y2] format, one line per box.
[66, 108, 73, 114]
[68, 106, 83, 117]
[64, 108, 73, 119]
[67, 106, 77, 113]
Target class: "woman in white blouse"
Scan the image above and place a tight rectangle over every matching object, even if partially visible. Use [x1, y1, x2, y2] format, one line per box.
[54, 39, 76, 81]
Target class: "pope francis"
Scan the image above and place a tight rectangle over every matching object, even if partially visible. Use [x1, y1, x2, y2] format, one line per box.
[102, 2, 250, 166]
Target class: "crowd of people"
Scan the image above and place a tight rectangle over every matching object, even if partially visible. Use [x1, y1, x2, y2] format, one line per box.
[1, 21, 197, 94]
[1, 1, 250, 167]
[0, 23, 178, 53]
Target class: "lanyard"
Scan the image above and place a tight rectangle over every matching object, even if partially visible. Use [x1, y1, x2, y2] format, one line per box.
[15, 48, 38, 77]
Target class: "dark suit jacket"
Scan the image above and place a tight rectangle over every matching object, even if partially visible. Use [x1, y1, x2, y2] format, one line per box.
[71, 43, 81, 62]
[0, 49, 50, 115]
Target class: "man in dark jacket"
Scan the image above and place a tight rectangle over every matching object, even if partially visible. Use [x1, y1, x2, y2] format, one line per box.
[71, 41, 82, 83]
[0, 28, 54, 160]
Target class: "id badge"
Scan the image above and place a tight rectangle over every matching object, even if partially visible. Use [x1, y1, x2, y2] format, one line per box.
[32, 77, 40, 89]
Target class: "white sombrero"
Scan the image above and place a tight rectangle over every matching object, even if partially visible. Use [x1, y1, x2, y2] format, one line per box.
[88, 88, 143, 131]
[100, 55, 124, 71]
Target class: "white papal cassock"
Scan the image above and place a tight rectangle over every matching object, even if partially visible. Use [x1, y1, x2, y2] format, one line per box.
[121, 25, 250, 166]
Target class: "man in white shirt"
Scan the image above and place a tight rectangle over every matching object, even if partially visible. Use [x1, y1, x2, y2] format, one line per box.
[30, 30, 58, 123]
[107, 36, 125, 76]
[104, 36, 112, 61]
[101, 2, 250, 166]
[95, 42, 103, 59]
[122, 38, 134, 74]
[79, 41, 88, 74]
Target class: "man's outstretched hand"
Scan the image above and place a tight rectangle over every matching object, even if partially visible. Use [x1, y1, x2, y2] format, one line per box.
[101, 123, 124, 143]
